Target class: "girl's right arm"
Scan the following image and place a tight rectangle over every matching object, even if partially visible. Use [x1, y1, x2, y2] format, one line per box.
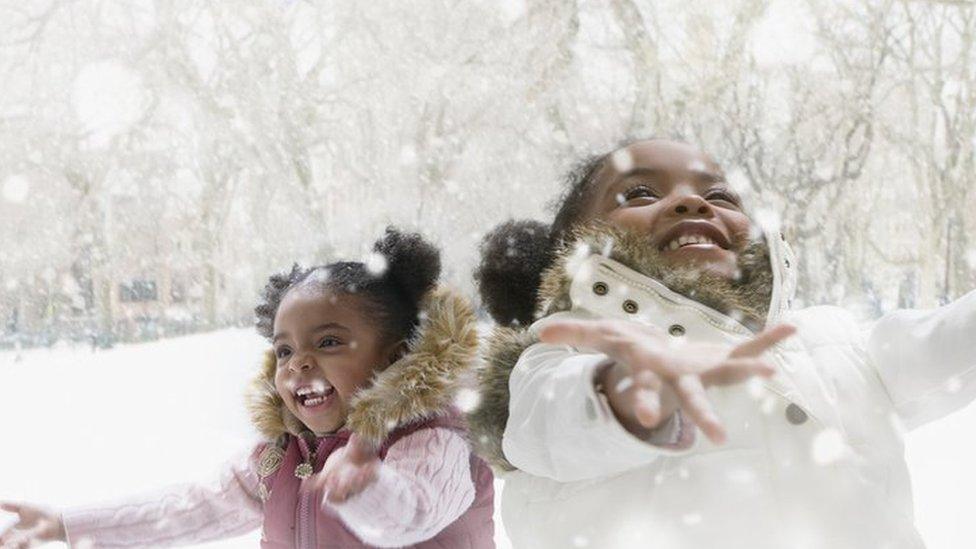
[2, 447, 265, 548]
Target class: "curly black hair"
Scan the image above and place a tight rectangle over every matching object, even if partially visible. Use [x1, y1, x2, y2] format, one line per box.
[473, 152, 609, 327]
[255, 227, 441, 345]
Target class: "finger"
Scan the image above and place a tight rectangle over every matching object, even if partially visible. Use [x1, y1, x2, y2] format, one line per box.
[633, 388, 662, 428]
[700, 358, 776, 387]
[0, 503, 21, 515]
[632, 369, 663, 392]
[728, 324, 797, 359]
[673, 375, 726, 445]
[538, 319, 625, 353]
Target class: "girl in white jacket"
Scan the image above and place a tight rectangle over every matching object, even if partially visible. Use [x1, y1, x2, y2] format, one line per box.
[468, 138, 976, 549]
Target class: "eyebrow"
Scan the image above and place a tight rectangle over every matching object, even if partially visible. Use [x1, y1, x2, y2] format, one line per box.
[613, 167, 726, 185]
[272, 322, 350, 344]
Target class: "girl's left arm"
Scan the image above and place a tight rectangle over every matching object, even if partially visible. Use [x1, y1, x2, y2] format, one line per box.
[866, 289, 976, 430]
[324, 427, 476, 548]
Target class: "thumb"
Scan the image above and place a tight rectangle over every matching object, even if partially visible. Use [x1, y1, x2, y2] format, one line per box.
[0, 502, 21, 514]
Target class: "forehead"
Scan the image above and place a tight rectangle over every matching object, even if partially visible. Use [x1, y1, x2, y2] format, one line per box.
[275, 286, 363, 329]
[601, 139, 723, 180]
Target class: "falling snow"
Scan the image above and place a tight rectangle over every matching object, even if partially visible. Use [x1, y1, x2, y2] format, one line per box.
[1, 175, 29, 203]
[364, 252, 388, 276]
[811, 428, 849, 465]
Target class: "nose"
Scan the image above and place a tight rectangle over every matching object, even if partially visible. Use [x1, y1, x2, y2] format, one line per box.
[288, 353, 314, 373]
[670, 193, 713, 217]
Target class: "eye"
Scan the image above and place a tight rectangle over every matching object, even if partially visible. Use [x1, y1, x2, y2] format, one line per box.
[275, 346, 292, 360]
[620, 184, 659, 204]
[706, 189, 740, 207]
[319, 336, 342, 348]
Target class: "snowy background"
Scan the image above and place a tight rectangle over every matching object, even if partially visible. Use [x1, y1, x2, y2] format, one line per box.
[1, 0, 975, 547]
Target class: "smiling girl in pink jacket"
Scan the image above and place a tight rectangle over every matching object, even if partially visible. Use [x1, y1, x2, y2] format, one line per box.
[1, 228, 494, 549]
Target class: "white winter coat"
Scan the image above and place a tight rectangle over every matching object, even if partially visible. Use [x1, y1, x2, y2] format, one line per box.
[499, 226, 976, 549]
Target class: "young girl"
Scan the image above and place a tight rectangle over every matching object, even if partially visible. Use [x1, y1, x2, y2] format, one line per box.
[0, 228, 495, 548]
[468, 139, 976, 549]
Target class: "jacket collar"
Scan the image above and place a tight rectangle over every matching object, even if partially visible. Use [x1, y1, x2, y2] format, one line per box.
[535, 221, 798, 330]
[246, 286, 479, 445]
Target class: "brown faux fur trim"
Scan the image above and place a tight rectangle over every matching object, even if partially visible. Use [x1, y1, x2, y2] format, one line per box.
[537, 221, 773, 329]
[470, 221, 774, 471]
[467, 327, 539, 472]
[245, 286, 479, 444]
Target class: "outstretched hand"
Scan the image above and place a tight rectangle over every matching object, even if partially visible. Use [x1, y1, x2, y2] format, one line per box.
[316, 434, 382, 504]
[539, 319, 797, 445]
[0, 502, 66, 549]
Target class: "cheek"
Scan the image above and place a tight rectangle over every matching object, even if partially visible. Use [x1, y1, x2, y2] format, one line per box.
[723, 212, 754, 245]
[328, 360, 377, 402]
[605, 204, 660, 233]
[273, 370, 294, 405]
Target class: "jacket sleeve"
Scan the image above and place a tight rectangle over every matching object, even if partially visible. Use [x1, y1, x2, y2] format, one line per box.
[325, 427, 475, 548]
[865, 289, 976, 431]
[502, 340, 698, 483]
[60, 447, 264, 548]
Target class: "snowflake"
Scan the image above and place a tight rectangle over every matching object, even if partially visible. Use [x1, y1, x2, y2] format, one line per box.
[726, 468, 756, 484]
[399, 145, 418, 166]
[571, 534, 589, 547]
[454, 388, 482, 413]
[811, 428, 848, 465]
[726, 168, 751, 194]
[614, 376, 634, 394]
[752, 208, 782, 235]
[945, 376, 962, 394]
[364, 252, 388, 276]
[611, 149, 634, 173]
[2, 175, 29, 204]
[746, 377, 764, 399]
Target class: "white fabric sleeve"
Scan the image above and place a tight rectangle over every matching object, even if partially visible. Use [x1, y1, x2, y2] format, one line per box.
[326, 427, 475, 548]
[502, 341, 699, 483]
[60, 448, 264, 548]
[866, 289, 976, 430]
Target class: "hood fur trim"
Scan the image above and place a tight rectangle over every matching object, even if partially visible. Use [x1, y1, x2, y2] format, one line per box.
[467, 327, 539, 472]
[537, 221, 773, 329]
[246, 286, 479, 444]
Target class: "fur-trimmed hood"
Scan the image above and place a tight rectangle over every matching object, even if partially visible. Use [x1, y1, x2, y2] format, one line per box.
[468, 221, 799, 470]
[246, 286, 479, 446]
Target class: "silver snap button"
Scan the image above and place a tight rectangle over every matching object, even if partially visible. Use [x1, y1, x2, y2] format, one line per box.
[668, 324, 686, 337]
[785, 403, 808, 425]
[592, 282, 609, 296]
[622, 300, 639, 314]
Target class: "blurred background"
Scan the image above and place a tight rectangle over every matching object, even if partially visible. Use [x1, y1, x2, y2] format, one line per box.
[0, 0, 974, 547]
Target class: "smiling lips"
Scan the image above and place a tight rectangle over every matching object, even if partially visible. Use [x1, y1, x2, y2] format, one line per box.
[656, 221, 731, 252]
[295, 383, 335, 408]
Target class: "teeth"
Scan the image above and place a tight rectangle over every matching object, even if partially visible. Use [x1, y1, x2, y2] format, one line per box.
[303, 396, 325, 406]
[665, 235, 717, 250]
[296, 382, 333, 398]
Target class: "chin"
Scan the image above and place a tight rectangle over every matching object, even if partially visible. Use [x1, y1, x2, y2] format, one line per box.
[665, 253, 738, 278]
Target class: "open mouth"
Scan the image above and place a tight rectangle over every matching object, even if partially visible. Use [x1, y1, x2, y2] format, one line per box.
[661, 234, 722, 251]
[656, 221, 732, 253]
[294, 382, 336, 409]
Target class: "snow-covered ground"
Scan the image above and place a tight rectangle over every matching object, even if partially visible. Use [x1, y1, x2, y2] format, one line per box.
[0, 328, 974, 548]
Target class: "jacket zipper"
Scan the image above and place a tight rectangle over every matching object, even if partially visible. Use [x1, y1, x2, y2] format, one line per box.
[295, 434, 340, 549]
[296, 436, 315, 549]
